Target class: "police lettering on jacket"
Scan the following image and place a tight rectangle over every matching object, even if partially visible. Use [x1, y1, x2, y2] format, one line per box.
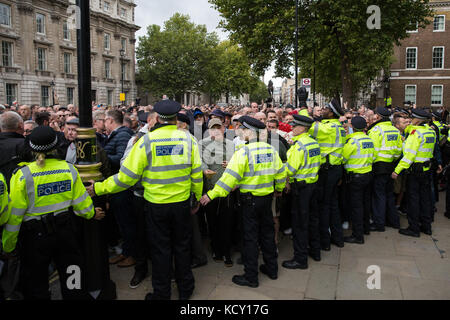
[37, 180, 72, 197]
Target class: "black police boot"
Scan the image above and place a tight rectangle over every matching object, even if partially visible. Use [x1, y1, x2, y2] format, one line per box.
[232, 275, 258, 288]
[364, 229, 371, 235]
[191, 260, 208, 269]
[420, 226, 432, 236]
[259, 264, 277, 280]
[321, 243, 331, 251]
[444, 212, 450, 219]
[129, 271, 147, 289]
[282, 259, 308, 270]
[385, 221, 400, 229]
[144, 292, 166, 300]
[344, 235, 364, 244]
[369, 223, 385, 232]
[308, 250, 321, 262]
[399, 228, 420, 238]
[331, 239, 344, 248]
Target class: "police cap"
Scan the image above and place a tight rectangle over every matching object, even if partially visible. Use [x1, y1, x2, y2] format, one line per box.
[239, 116, 266, 131]
[289, 114, 314, 128]
[154, 100, 181, 119]
[432, 110, 442, 120]
[29, 126, 58, 153]
[326, 98, 344, 117]
[177, 113, 191, 126]
[210, 109, 225, 118]
[375, 107, 391, 118]
[351, 116, 367, 130]
[138, 111, 150, 124]
[411, 108, 431, 120]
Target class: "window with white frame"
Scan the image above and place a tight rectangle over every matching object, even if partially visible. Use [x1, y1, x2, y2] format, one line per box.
[64, 52, 71, 74]
[405, 85, 416, 104]
[0, 3, 11, 26]
[431, 85, 443, 105]
[105, 60, 111, 78]
[104, 33, 110, 51]
[107, 89, 113, 106]
[406, 48, 417, 69]
[36, 13, 45, 35]
[120, 8, 127, 18]
[67, 87, 74, 105]
[6, 83, 17, 106]
[432, 47, 444, 69]
[37, 47, 47, 71]
[433, 15, 445, 31]
[407, 22, 419, 33]
[103, 1, 110, 12]
[41, 86, 50, 107]
[2, 41, 13, 67]
[121, 38, 127, 53]
[63, 21, 70, 40]
[121, 62, 127, 81]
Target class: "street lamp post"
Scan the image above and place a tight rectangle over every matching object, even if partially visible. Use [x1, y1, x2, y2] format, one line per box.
[50, 80, 55, 106]
[120, 48, 125, 106]
[295, 0, 299, 109]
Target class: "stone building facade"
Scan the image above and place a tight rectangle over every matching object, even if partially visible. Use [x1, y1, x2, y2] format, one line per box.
[0, 0, 139, 107]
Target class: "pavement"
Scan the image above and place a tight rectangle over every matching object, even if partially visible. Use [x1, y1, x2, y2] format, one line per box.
[52, 193, 450, 300]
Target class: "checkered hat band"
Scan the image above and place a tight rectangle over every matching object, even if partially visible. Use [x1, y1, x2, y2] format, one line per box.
[29, 136, 58, 152]
[158, 113, 177, 119]
[413, 114, 428, 120]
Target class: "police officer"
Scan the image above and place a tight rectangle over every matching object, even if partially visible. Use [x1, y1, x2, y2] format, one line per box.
[1, 126, 102, 299]
[309, 98, 346, 250]
[200, 116, 286, 288]
[0, 172, 9, 226]
[88, 100, 203, 300]
[431, 111, 446, 144]
[368, 107, 403, 231]
[283, 115, 321, 269]
[393, 109, 436, 237]
[342, 117, 375, 244]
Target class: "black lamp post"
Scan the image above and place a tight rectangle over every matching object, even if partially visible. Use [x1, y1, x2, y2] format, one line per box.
[120, 48, 125, 106]
[295, 0, 299, 109]
[50, 80, 55, 106]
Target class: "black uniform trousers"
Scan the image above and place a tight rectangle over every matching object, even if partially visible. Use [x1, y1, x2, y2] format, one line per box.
[144, 199, 194, 299]
[291, 182, 320, 264]
[372, 173, 400, 228]
[446, 168, 450, 217]
[205, 195, 233, 259]
[19, 213, 86, 300]
[317, 165, 344, 247]
[241, 193, 277, 283]
[406, 171, 432, 233]
[133, 195, 150, 277]
[348, 173, 372, 239]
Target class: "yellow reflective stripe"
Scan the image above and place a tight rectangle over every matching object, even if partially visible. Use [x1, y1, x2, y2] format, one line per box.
[143, 175, 190, 185]
[294, 173, 317, 179]
[148, 164, 190, 172]
[192, 177, 203, 183]
[285, 163, 297, 174]
[243, 169, 277, 177]
[120, 166, 140, 179]
[5, 224, 20, 232]
[29, 200, 72, 214]
[10, 207, 26, 217]
[240, 182, 274, 190]
[192, 166, 202, 174]
[224, 168, 242, 181]
[404, 148, 417, 155]
[74, 203, 93, 216]
[401, 157, 413, 164]
[72, 192, 88, 206]
[217, 180, 232, 192]
[114, 174, 132, 189]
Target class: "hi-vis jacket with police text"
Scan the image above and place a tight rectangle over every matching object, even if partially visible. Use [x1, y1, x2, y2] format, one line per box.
[342, 132, 375, 174]
[394, 125, 436, 175]
[285, 133, 321, 184]
[0, 172, 10, 226]
[207, 141, 286, 200]
[94, 125, 203, 204]
[2, 159, 94, 253]
[367, 121, 402, 163]
[309, 119, 346, 165]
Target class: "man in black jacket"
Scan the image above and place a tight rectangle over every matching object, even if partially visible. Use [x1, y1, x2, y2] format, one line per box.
[0, 111, 33, 188]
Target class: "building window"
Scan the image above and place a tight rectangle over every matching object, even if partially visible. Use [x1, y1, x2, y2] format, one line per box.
[121, 38, 126, 53]
[67, 87, 74, 105]
[105, 60, 111, 78]
[107, 89, 113, 106]
[121, 63, 127, 81]
[6, 83, 17, 106]
[64, 53, 72, 74]
[405, 85, 416, 104]
[433, 15, 445, 32]
[120, 8, 127, 18]
[103, 1, 110, 12]
[41, 86, 50, 107]
[432, 47, 444, 69]
[0, 3, 11, 26]
[406, 47, 417, 69]
[406, 22, 418, 33]
[63, 21, 70, 40]
[2, 41, 13, 67]
[37, 48, 47, 71]
[431, 85, 443, 106]
[104, 33, 110, 51]
[36, 13, 45, 35]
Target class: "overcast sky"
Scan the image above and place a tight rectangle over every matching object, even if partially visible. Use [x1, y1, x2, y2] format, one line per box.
[134, 0, 283, 87]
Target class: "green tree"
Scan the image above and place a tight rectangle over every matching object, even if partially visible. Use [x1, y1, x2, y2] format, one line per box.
[136, 13, 219, 101]
[210, 0, 433, 107]
[249, 79, 269, 103]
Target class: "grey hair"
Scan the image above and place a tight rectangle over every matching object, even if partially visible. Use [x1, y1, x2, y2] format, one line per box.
[24, 120, 38, 129]
[0, 111, 23, 131]
[93, 110, 106, 121]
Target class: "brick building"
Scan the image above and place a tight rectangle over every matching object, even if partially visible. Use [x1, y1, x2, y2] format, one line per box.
[390, 0, 450, 109]
[0, 0, 140, 107]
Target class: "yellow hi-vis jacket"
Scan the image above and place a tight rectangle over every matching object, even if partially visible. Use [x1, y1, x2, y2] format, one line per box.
[342, 132, 375, 174]
[367, 121, 403, 163]
[94, 125, 203, 204]
[285, 133, 321, 184]
[0, 172, 10, 226]
[394, 125, 436, 175]
[433, 121, 445, 142]
[2, 159, 94, 253]
[207, 141, 286, 200]
[309, 119, 346, 165]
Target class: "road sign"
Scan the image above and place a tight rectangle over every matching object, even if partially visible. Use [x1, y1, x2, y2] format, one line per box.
[302, 78, 311, 86]
[120, 93, 125, 102]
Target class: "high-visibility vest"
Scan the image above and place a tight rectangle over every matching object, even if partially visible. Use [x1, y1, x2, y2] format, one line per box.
[368, 121, 403, 163]
[285, 133, 321, 184]
[95, 125, 203, 204]
[299, 109, 311, 118]
[342, 132, 375, 174]
[394, 125, 436, 174]
[2, 159, 94, 253]
[385, 97, 392, 107]
[207, 141, 286, 200]
[433, 121, 445, 142]
[309, 119, 346, 165]
[0, 172, 10, 226]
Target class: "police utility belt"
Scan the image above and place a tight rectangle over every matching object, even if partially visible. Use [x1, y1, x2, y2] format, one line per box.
[408, 161, 431, 174]
[239, 192, 273, 202]
[345, 171, 372, 183]
[320, 155, 341, 171]
[22, 210, 72, 235]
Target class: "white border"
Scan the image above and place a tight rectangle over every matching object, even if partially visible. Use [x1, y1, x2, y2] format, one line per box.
[406, 47, 418, 70]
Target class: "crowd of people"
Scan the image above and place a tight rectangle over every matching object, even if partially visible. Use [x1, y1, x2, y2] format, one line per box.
[0, 97, 449, 300]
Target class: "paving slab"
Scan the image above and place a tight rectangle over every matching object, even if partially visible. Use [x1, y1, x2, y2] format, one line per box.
[414, 256, 450, 281]
[305, 265, 338, 300]
[208, 284, 272, 300]
[393, 237, 441, 258]
[398, 276, 450, 300]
